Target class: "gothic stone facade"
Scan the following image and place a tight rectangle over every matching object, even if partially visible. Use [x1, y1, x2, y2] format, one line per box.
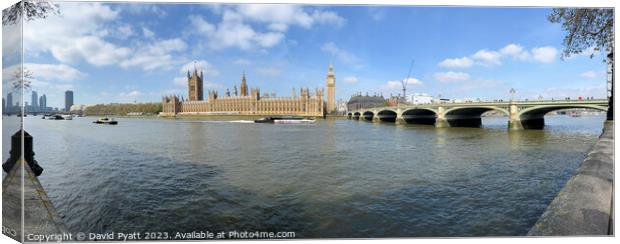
[161, 67, 332, 117]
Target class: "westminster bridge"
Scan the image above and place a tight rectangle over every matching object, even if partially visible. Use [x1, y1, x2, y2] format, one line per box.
[347, 99, 609, 130]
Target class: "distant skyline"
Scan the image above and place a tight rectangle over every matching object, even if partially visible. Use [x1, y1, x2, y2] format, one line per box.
[2, 2, 610, 108]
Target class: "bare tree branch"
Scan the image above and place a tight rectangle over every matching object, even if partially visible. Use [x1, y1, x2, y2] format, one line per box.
[2, 0, 60, 26]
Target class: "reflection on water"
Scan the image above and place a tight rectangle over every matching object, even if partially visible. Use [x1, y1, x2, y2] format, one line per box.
[14, 114, 606, 237]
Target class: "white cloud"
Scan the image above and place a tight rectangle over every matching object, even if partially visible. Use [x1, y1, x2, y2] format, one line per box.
[531, 85, 607, 99]
[50, 36, 131, 66]
[142, 26, 155, 39]
[343, 76, 359, 84]
[23, 3, 127, 66]
[188, 13, 284, 50]
[119, 90, 144, 102]
[382, 77, 423, 90]
[174, 60, 221, 87]
[234, 59, 252, 65]
[433, 71, 470, 82]
[173, 76, 187, 87]
[438, 57, 473, 68]
[125, 4, 167, 17]
[499, 43, 529, 60]
[368, 8, 385, 21]
[567, 46, 600, 59]
[321, 42, 360, 65]
[115, 25, 134, 39]
[471, 49, 502, 66]
[531, 46, 558, 64]
[580, 70, 606, 78]
[309, 10, 346, 27]
[2, 22, 21, 66]
[439, 43, 559, 69]
[180, 60, 218, 76]
[453, 79, 501, 93]
[186, 5, 344, 51]
[120, 90, 142, 97]
[120, 38, 187, 70]
[256, 67, 282, 76]
[24, 63, 86, 81]
[236, 4, 345, 30]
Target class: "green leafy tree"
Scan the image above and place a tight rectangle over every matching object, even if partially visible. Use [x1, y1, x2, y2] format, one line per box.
[548, 8, 613, 60]
[548, 8, 614, 120]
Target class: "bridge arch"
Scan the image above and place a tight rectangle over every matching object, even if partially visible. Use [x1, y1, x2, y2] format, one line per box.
[402, 108, 438, 125]
[353, 112, 361, 120]
[362, 111, 375, 121]
[377, 110, 398, 123]
[347, 113, 352, 119]
[443, 106, 510, 128]
[517, 104, 608, 129]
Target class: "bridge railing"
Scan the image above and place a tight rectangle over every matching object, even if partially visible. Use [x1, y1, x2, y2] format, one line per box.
[349, 99, 608, 112]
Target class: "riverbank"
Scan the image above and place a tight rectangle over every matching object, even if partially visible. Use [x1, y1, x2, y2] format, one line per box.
[528, 121, 614, 236]
[83, 114, 349, 121]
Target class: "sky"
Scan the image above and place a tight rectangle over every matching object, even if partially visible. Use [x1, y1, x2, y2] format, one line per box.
[2, 2, 610, 108]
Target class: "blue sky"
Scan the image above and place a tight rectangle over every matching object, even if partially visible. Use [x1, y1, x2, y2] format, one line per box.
[2, 2, 609, 108]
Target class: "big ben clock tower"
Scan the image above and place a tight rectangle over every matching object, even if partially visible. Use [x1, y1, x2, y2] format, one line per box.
[326, 64, 336, 114]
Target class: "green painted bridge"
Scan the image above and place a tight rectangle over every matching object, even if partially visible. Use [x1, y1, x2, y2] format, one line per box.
[347, 99, 609, 130]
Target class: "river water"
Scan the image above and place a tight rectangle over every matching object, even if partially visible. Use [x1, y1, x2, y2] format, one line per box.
[1, 115, 606, 237]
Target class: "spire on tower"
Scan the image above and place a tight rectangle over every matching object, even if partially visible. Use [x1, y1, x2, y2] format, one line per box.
[240, 71, 248, 96]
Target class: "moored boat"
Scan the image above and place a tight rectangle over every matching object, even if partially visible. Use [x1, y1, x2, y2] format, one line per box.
[254, 117, 315, 124]
[93, 117, 118, 125]
[47, 114, 64, 120]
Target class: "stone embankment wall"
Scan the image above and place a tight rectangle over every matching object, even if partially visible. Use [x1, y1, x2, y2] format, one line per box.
[528, 121, 614, 236]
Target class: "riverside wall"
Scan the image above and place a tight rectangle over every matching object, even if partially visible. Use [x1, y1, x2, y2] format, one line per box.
[528, 121, 614, 236]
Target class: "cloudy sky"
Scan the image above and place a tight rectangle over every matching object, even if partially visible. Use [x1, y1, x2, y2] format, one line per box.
[2, 2, 609, 108]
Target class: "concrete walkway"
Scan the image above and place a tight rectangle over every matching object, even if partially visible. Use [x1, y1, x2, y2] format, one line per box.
[2, 160, 69, 242]
[528, 121, 614, 236]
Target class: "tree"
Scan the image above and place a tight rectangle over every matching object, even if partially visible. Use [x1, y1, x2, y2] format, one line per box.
[10, 67, 33, 91]
[549, 8, 614, 120]
[548, 8, 613, 60]
[2, 0, 60, 26]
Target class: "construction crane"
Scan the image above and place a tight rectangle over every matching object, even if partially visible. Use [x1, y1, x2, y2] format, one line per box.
[401, 59, 415, 101]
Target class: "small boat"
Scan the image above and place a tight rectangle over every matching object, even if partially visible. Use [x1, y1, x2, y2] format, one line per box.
[93, 117, 118, 125]
[254, 117, 315, 124]
[45, 114, 64, 120]
[61, 114, 73, 120]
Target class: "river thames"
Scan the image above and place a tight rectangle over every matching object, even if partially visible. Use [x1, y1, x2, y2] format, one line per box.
[1, 115, 606, 237]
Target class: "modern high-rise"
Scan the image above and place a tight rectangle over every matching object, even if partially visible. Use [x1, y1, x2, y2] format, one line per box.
[39, 94, 47, 111]
[31, 91, 38, 112]
[6, 92, 13, 113]
[326, 64, 336, 114]
[65, 90, 74, 112]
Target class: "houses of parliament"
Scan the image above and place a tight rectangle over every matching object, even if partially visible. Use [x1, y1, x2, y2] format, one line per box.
[161, 64, 336, 117]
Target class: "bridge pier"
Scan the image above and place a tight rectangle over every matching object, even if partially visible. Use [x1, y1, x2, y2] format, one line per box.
[508, 103, 524, 130]
[434, 107, 449, 128]
[372, 115, 381, 123]
[435, 118, 450, 128]
[393, 114, 404, 124]
[508, 119, 524, 130]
